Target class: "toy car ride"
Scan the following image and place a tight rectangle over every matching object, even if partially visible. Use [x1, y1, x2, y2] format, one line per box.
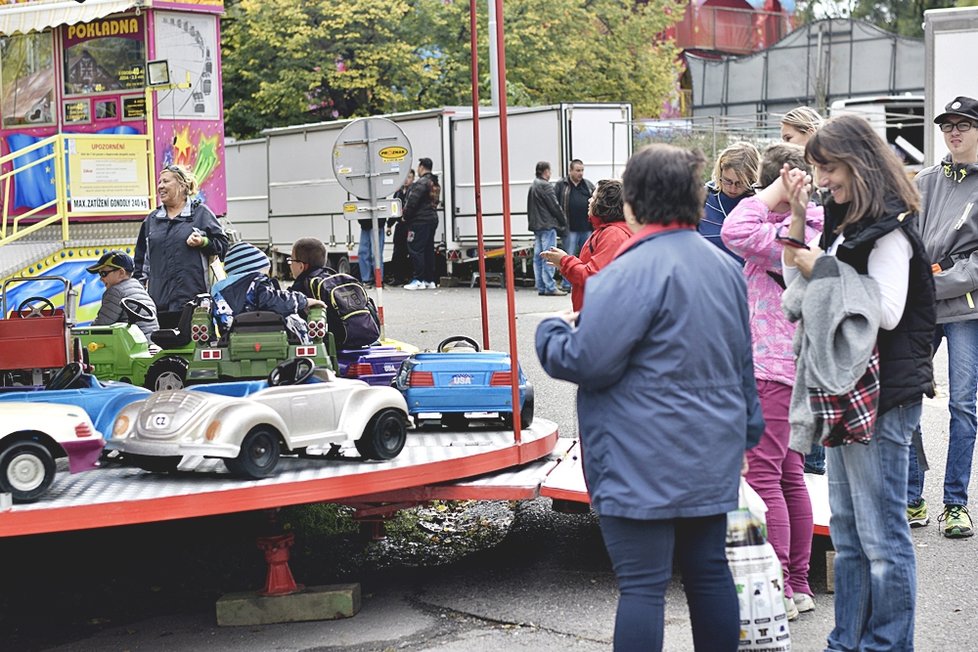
[110, 358, 409, 479]
[75, 295, 337, 390]
[393, 336, 534, 430]
[0, 402, 104, 502]
[337, 344, 412, 386]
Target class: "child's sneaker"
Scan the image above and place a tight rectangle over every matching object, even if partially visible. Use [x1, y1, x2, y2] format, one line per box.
[939, 504, 974, 538]
[793, 593, 815, 613]
[784, 596, 799, 621]
[907, 499, 930, 528]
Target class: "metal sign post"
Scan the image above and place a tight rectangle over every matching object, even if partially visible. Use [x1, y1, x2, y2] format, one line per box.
[332, 118, 412, 341]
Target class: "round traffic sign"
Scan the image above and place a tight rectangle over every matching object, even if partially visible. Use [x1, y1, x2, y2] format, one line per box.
[332, 118, 412, 200]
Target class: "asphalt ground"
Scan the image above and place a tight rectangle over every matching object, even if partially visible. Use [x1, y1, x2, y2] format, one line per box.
[3, 282, 975, 651]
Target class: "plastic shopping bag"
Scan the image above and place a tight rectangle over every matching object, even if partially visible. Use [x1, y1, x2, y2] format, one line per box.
[727, 479, 791, 652]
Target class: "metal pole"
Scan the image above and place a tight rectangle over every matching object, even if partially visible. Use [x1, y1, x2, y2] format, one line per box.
[363, 121, 386, 340]
[487, 0, 500, 107]
[493, 0, 522, 446]
[471, 0, 490, 350]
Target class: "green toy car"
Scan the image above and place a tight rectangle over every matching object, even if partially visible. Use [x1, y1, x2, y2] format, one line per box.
[74, 295, 337, 391]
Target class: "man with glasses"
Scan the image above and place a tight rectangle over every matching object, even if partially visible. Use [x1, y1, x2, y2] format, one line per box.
[907, 96, 978, 538]
[87, 250, 158, 337]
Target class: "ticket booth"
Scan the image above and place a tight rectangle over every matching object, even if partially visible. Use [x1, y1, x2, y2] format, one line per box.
[0, 0, 228, 227]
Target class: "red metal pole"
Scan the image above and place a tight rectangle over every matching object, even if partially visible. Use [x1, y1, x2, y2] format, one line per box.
[471, 0, 490, 351]
[492, 0, 522, 446]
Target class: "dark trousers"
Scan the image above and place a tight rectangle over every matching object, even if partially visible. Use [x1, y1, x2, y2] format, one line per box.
[407, 221, 436, 283]
[388, 221, 412, 283]
[598, 513, 738, 652]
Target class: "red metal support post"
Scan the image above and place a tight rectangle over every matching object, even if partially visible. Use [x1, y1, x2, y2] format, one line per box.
[470, 0, 491, 351]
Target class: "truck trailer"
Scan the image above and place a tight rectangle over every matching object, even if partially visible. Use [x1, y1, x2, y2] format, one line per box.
[224, 103, 632, 277]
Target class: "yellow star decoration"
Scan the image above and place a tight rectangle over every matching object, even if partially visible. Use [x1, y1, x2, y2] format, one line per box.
[172, 127, 193, 164]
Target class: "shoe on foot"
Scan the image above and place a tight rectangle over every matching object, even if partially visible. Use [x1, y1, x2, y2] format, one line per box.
[403, 279, 425, 291]
[425, 281, 437, 289]
[539, 288, 567, 296]
[907, 499, 930, 528]
[784, 596, 799, 621]
[792, 593, 815, 613]
[939, 504, 974, 538]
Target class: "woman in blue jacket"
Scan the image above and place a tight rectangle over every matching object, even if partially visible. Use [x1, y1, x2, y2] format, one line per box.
[536, 144, 763, 651]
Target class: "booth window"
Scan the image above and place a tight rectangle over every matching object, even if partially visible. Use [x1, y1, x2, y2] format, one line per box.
[63, 16, 145, 96]
[0, 31, 56, 128]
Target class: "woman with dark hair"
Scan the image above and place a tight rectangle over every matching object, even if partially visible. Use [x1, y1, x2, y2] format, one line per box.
[782, 114, 935, 650]
[536, 144, 763, 651]
[539, 179, 631, 311]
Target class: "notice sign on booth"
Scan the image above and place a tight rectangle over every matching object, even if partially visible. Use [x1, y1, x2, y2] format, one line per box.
[67, 137, 150, 213]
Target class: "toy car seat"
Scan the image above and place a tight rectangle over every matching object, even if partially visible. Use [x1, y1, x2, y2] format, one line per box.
[149, 300, 197, 349]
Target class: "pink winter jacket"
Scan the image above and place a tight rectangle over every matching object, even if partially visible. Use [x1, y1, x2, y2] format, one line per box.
[721, 196, 824, 385]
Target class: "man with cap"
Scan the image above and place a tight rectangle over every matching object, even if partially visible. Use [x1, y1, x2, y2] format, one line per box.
[211, 241, 325, 343]
[88, 250, 159, 338]
[907, 95, 978, 538]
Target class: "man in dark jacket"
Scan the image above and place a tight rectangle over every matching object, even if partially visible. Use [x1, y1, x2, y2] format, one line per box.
[401, 158, 439, 290]
[527, 161, 568, 296]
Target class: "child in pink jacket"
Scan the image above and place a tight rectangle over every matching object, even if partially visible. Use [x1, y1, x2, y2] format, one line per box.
[721, 142, 824, 619]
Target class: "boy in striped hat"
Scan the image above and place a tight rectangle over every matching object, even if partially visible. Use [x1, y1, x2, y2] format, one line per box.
[211, 242, 324, 342]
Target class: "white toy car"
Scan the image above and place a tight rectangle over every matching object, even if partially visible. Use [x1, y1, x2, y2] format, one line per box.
[0, 402, 105, 502]
[111, 358, 409, 479]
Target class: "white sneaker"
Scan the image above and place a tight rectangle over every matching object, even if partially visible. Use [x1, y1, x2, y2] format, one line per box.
[793, 593, 815, 613]
[425, 281, 437, 289]
[784, 596, 799, 621]
[403, 279, 424, 291]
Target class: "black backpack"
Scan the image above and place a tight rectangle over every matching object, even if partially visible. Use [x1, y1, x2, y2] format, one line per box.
[309, 272, 381, 349]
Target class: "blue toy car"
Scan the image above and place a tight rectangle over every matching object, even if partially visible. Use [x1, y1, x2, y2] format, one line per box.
[393, 336, 534, 430]
[337, 345, 412, 386]
[0, 362, 151, 444]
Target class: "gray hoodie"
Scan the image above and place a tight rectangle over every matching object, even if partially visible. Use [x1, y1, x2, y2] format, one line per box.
[915, 156, 978, 323]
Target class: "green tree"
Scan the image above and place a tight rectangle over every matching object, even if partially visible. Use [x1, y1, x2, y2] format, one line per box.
[794, 0, 959, 37]
[221, 0, 683, 138]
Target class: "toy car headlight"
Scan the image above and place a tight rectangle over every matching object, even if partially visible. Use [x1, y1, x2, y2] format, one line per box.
[113, 414, 131, 438]
[205, 420, 221, 441]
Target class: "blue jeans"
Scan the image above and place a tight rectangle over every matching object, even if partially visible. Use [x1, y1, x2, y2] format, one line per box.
[908, 320, 978, 507]
[599, 513, 738, 652]
[407, 221, 437, 283]
[559, 230, 590, 288]
[358, 227, 385, 283]
[533, 229, 558, 293]
[827, 402, 920, 652]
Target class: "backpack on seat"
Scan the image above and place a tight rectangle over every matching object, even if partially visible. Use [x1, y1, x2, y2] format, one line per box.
[309, 273, 381, 348]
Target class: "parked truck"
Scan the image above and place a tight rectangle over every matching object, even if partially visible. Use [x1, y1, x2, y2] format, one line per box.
[924, 7, 978, 166]
[224, 103, 633, 276]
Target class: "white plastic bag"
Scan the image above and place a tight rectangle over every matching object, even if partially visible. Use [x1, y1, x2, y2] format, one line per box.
[727, 479, 791, 652]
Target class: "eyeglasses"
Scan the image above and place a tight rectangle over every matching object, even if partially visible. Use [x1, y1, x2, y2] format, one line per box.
[161, 165, 187, 181]
[286, 257, 304, 265]
[720, 177, 746, 190]
[940, 121, 976, 133]
[98, 269, 116, 278]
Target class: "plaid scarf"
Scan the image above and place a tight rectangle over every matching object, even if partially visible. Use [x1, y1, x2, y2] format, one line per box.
[809, 347, 880, 447]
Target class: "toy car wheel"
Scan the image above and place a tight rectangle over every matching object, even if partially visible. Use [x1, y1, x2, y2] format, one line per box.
[356, 409, 407, 460]
[502, 389, 535, 430]
[120, 296, 158, 324]
[441, 412, 468, 430]
[45, 362, 83, 390]
[224, 427, 280, 479]
[0, 441, 56, 503]
[144, 356, 189, 391]
[127, 454, 181, 473]
[436, 335, 481, 353]
[16, 296, 56, 318]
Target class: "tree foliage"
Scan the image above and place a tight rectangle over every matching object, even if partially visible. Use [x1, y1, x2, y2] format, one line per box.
[794, 0, 959, 37]
[221, 0, 684, 138]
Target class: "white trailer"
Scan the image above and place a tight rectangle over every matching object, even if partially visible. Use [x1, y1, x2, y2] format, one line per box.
[224, 103, 632, 276]
[924, 7, 978, 166]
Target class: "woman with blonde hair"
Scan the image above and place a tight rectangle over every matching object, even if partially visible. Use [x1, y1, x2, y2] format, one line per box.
[701, 141, 760, 263]
[133, 163, 228, 327]
[780, 106, 823, 146]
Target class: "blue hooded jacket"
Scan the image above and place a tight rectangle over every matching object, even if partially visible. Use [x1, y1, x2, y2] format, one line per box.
[700, 181, 748, 265]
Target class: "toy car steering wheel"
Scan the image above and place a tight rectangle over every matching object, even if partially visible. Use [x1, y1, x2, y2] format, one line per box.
[16, 296, 56, 319]
[268, 358, 316, 387]
[46, 362, 83, 391]
[437, 335, 481, 353]
[121, 297, 158, 324]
